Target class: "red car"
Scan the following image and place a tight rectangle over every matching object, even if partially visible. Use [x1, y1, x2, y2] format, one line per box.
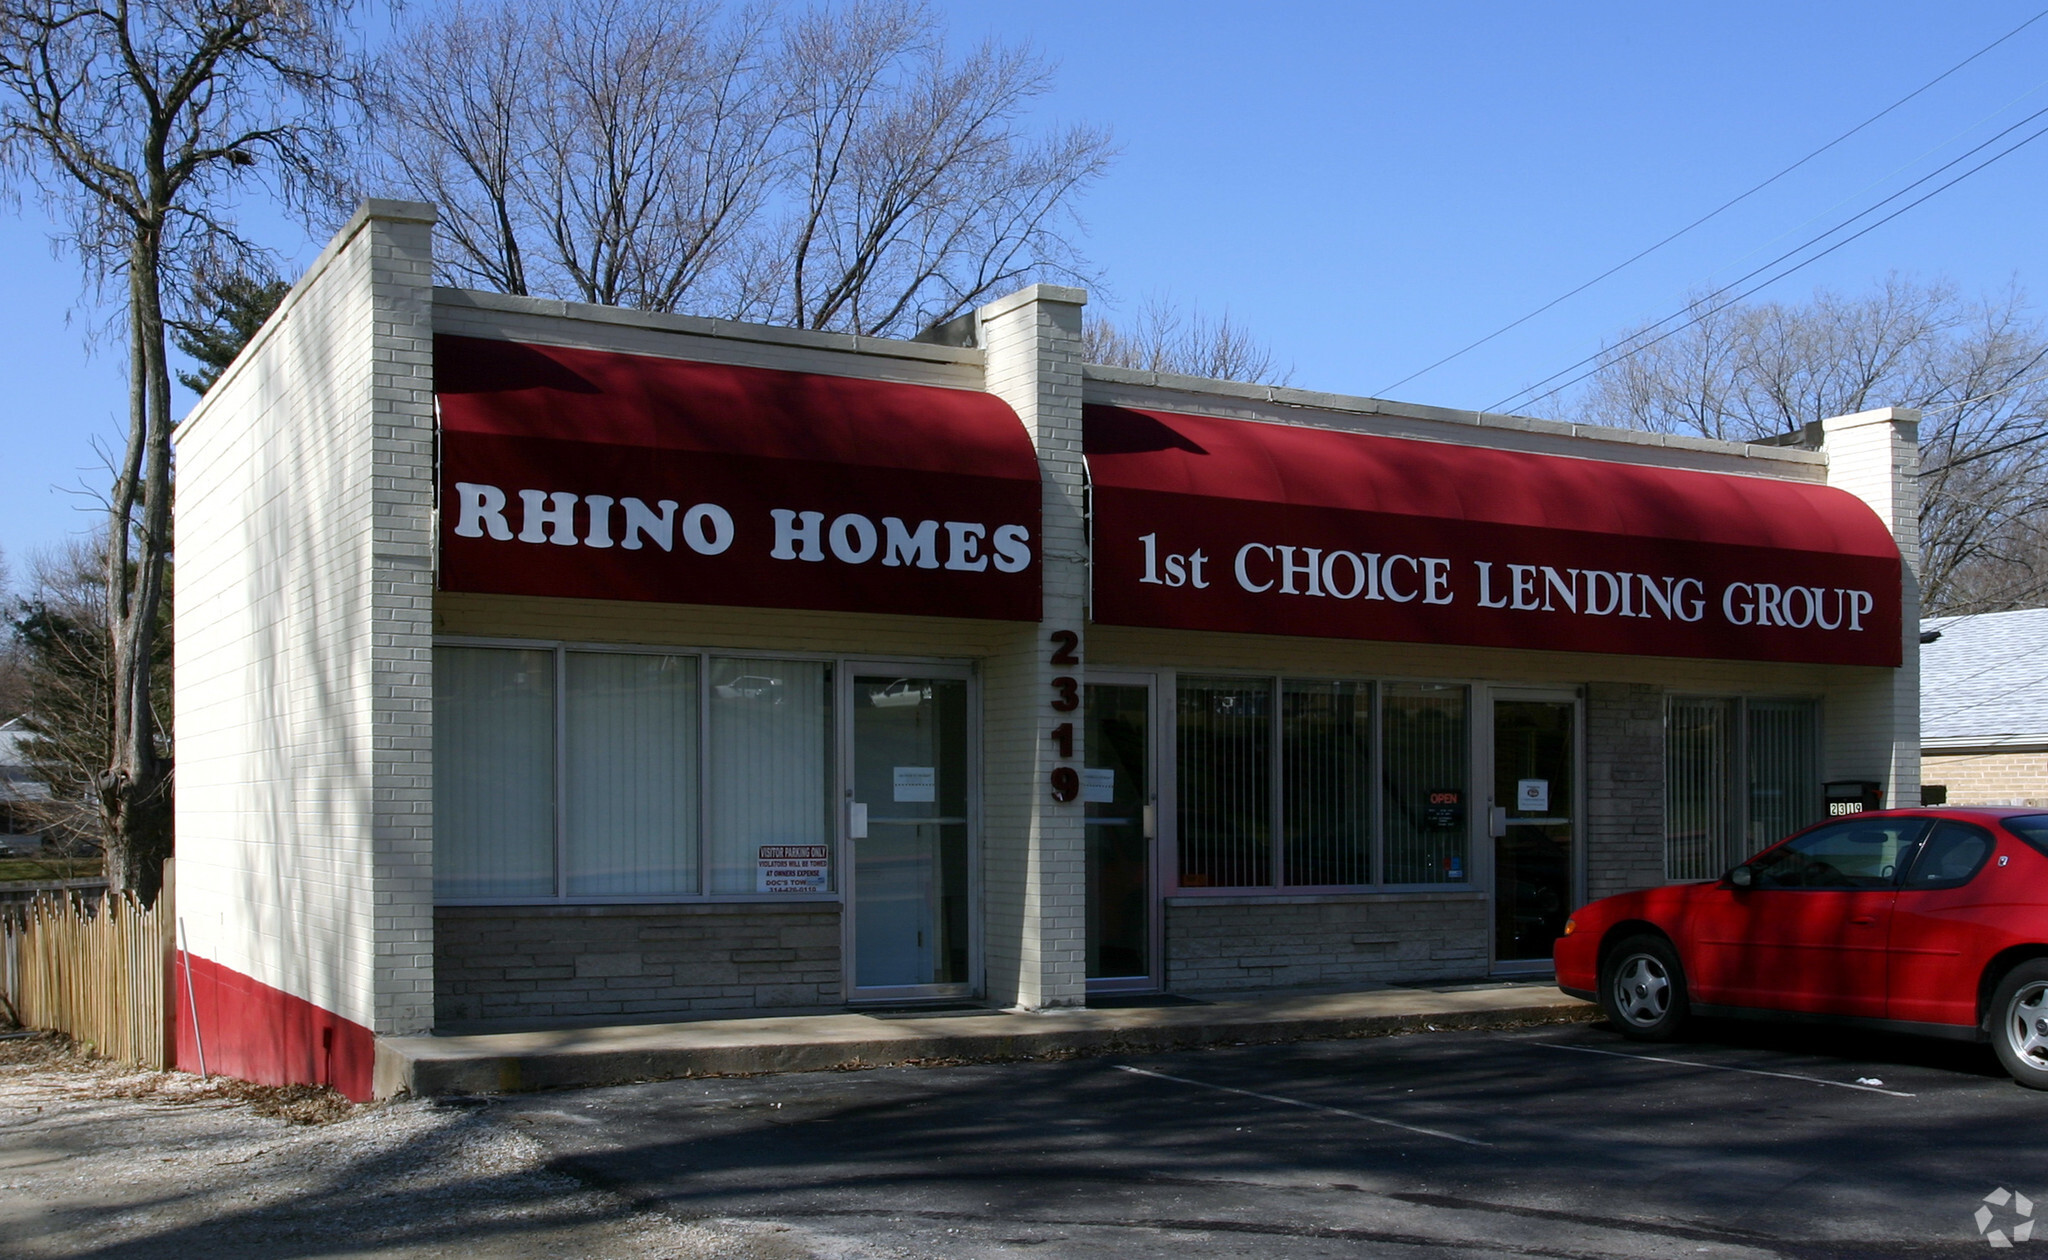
[1554, 807, 2048, 1088]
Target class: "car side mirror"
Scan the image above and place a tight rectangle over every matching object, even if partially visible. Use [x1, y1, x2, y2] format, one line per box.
[1728, 864, 1754, 889]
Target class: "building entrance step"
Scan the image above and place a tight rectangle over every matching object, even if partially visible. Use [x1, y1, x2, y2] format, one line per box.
[373, 985, 1596, 1099]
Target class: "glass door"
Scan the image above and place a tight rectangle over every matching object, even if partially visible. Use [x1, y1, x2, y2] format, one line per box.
[1491, 695, 1578, 968]
[848, 671, 974, 999]
[1085, 679, 1155, 992]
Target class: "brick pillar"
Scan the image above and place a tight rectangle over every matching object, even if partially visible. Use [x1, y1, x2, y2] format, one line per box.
[976, 284, 1089, 1010]
[1820, 405, 1921, 809]
[365, 201, 439, 1036]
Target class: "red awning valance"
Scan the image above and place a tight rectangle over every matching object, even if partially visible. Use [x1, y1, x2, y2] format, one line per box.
[1084, 406, 1902, 666]
[436, 336, 1042, 620]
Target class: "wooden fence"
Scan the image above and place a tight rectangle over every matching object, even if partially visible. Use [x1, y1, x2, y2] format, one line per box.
[0, 861, 173, 1069]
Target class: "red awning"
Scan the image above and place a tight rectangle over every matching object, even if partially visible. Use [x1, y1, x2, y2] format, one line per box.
[1085, 406, 1902, 666]
[436, 336, 1042, 620]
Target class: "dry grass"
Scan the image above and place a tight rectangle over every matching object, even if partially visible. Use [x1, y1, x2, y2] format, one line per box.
[0, 856, 104, 883]
[0, 1027, 360, 1124]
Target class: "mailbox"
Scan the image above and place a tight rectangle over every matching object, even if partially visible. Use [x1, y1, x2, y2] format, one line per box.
[1824, 780, 1885, 816]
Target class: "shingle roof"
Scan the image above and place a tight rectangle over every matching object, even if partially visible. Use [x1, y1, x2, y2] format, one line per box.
[1921, 608, 2048, 747]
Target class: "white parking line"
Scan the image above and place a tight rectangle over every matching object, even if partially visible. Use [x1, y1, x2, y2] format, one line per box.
[1112, 1064, 1492, 1146]
[1534, 1041, 1917, 1096]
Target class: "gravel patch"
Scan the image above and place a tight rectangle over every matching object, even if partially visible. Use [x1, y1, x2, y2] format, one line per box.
[0, 1033, 867, 1258]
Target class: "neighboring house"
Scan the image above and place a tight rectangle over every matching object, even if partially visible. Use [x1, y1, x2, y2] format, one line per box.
[1921, 608, 2048, 806]
[0, 717, 50, 856]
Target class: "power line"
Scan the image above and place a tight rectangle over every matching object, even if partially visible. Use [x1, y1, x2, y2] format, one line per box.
[1697, 75, 2048, 292]
[1374, 7, 2048, 399]
[1488, 108, 2048, 415]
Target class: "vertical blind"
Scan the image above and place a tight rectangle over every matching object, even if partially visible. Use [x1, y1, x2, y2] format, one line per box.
[1382, 684, 1469, 885]
[707, 658, 832, 894]
[1282, 680, 1372, 886]
[563, 652, 699, 896]
[1176, 677, 1470, 889]
[435, 645, 833, 901]
[1177, 677, 1274, 887]
[1663, 695, 1822, 878]
[1664, 698, 1734, 881]
[1748, 699, 1821, 850]
[434, 647, 555, 898]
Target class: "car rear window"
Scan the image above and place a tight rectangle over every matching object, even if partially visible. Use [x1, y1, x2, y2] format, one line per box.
[2003, 815, 2048, 858]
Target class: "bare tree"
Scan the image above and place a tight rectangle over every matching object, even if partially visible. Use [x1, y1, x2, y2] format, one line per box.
[5, 537, 160, 860]
[361, 0, 1115, 338]
[371, 0, 540, 295]
[0, 548, 25, 722]
[1574, 276, 2048, 615]
[0, 0, 360, 904]
[1083, 295, 1292, 386]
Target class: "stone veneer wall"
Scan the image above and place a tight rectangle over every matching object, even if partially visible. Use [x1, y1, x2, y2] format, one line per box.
[1163, 892, 1488, 992]
[435, 905, 841, 1028]
[1584, 682, 1667, 899]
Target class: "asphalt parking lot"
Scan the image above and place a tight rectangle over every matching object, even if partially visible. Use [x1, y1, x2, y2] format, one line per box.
[494, 1017, 2048, 1259]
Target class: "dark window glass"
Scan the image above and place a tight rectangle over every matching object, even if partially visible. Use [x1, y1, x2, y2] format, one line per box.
[1177, 677, 1272, 888]
[2005, 815, 2048, 859]
[1383, 684, 1469, 884]
[1749, 817, 1931, 889]
[1902, 820, 1994, 890]
[1282, 680, 1372, 886]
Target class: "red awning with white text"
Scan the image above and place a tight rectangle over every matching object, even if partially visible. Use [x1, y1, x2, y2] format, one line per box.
[1084, 406, 1902, 666]
[436, 336, 1042, 621]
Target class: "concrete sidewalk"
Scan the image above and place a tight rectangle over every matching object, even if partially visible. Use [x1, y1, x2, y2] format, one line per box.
[374, 983, 1597, 1098]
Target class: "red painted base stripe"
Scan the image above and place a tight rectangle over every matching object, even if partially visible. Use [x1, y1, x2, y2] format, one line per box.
[174, 953, 376, 1101]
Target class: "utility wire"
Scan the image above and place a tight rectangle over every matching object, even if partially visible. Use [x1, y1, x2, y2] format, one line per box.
[1375, 7, 2048, 398]
[1488, 108, 2048, 415]
[1698, 75, 2048, 291]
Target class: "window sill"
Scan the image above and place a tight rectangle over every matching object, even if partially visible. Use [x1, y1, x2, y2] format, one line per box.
[436, 899, 842, 916]
[1164, 888, 1484, 907]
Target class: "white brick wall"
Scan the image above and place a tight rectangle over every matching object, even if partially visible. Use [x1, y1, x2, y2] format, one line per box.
[976, 286, 1090, 1009]
[1820, 407, 1921, 808]
[174, 200, 438, 1035]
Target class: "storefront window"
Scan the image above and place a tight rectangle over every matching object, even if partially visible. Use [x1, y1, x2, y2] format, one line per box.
[1176, 676, 1470, 891]
[435, 647, 555, 899]
[563, 652, 699, 896]
[1664, 695, 1821, 879]
[1283, 680, 1373, 886]
[1747, 700, 1821, 849]
[1177, 677, 1273, 887]
[1665, 698, 1735, 882]
[707, 658, 834, 895]
[434, 644, 834, 902]
[1382, 684, 1469, 885]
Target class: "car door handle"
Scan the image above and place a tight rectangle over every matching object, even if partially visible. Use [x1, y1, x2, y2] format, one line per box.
[1849, 916, 1878, 926]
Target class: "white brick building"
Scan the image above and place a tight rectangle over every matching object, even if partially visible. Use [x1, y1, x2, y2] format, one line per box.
[173, 203, 1920, 1098]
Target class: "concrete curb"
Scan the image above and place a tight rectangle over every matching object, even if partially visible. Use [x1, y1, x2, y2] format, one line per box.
[377, 993, 1599, 1097]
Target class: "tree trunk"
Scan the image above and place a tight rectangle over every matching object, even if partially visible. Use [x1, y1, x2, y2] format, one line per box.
[100, 224, 175, 908]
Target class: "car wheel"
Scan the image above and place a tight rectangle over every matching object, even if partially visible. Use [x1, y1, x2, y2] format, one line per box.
[1601, 935, 1688, 1041]
[1990, 960, 2048, 1090]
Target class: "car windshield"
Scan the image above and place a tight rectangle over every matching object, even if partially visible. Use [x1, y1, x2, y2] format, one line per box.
[2003, 815, 2048, 859]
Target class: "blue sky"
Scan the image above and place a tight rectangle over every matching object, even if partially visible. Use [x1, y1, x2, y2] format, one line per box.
[6, 1, 2048, 571]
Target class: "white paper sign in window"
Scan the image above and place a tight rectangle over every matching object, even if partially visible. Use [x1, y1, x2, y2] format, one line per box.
[757, 844, 830, 893]
[1517, 778, 1550, 812]
[1081, 767, 1116, 803]
[893, 766, 936, 802]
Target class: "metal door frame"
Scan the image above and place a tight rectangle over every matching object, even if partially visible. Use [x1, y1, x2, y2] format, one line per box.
[1085, 670, 1163, 995]
[1483, 686, 1585, 975]
[840, 659, 981, 1005]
